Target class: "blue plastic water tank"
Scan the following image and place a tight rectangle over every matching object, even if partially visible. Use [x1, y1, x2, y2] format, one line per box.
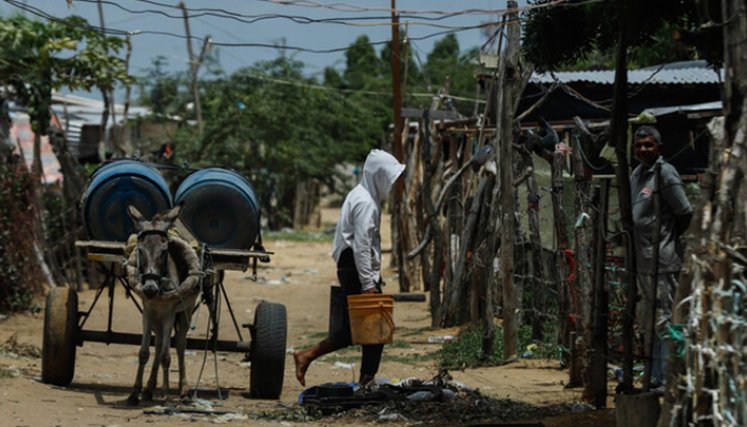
[82, 160, 173, 242]
[174, 168, 261, 249]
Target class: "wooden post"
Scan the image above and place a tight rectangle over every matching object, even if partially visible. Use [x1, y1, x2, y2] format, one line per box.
[570, 133, 592, 388]
[523, 150, 545, 340]
[587, 180, 610, 408]
[390, 0, 410, 294]
[420, 111, 443, 325]
[96, 0, 113, 161]
[642, 163, 662, 390]
[441, 76, 496, 327]
[402, 108, 458, 325]
[550, 150, 571, 368]
[180, 1, 205, 137]
[497, 1, 520, 361]
[120, 35, 133, 157]
[475, 0, 525, 360]
[609, 0, 637, 392]
[445, 134, 463, 315]
[444, 177, 490, 326]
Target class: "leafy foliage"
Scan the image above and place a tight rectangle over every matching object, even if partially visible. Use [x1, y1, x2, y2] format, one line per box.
[0, 14, 133, 136]
[164, 56, 380, 227]
[137, 33, 484, 228]
[439, 325, 558, 369]
[522, 0, 723, 71]
[137, 55, 189, 117]
[0, 159, 41, 312]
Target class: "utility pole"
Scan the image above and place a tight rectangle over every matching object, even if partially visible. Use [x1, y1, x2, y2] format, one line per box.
[180, 1, 205, 137]
[390, 0, 408, 292]
[96, 0, 113, 161]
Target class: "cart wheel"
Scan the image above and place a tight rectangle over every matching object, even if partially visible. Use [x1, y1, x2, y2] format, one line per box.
[250, 301, 287, 399]
[42, 287, 78, 386]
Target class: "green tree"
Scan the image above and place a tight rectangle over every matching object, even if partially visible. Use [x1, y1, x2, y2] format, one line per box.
[522, 0, 721, 71]
[323, 66, 344, 89]
[344, 35, 382, 90]
[171, 55, 380, 228]
[0, 14, 132, 177]
[138, 56, 188, 116]
[420, 35, 479, 113]
[0, 14, 133, 296]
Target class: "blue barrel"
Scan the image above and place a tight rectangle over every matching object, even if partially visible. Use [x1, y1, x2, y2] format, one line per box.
[82, 160, 173, 241]
[174, 168, 261, 249]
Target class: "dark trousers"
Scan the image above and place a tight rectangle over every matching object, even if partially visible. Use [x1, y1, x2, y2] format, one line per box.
[331, 248, 384, 380]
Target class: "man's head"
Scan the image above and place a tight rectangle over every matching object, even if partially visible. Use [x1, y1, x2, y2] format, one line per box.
[634, 125, 662, 167]
[361, 149, 405, 202]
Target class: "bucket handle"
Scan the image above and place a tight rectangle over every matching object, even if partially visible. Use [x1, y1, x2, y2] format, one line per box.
[381, 306, 395, 332]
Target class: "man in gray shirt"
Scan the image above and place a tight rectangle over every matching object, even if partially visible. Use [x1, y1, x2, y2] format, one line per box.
[630, 125, 693, 387]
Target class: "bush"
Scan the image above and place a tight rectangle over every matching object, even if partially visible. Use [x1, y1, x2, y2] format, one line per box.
[0, 158, 42, 312]
[438, 324, 559, 370]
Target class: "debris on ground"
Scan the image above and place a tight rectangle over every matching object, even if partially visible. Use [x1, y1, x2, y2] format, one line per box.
[295, 370, 574, 425]
[142, 398, 248, 423]
[0, 333, 41, 358]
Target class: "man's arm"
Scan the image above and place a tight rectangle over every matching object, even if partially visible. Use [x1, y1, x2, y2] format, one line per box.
[350, 202, 378, 292]
[661, 165, 693, 238]
[673, 212, 693, 238]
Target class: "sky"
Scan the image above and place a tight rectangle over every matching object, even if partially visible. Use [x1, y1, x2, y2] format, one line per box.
[0, 0, 520, 82]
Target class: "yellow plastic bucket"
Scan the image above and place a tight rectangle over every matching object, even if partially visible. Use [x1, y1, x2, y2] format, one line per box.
[347, 294, 395, 345]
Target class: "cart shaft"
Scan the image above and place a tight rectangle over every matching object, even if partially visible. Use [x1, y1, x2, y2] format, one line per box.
[79, 330, 252, 353]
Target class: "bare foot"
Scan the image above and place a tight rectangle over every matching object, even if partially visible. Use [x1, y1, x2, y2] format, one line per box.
[293, 350, 309, 387]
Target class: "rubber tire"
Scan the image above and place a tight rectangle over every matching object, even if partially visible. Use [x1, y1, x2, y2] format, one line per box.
[250, 301, 287, 399]
[42, 287, 78, 386]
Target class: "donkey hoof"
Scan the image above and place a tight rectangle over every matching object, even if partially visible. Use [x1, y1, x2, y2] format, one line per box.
[142, 390, 154, 401]
[126, 395, 140, 406]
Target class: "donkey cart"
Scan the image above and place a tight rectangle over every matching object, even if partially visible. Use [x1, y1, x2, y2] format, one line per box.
[41, 161, 288, 400]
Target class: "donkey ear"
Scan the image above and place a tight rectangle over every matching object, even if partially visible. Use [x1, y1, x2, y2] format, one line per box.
[127, 205, 145, 223]
[161, 203, 183, 223]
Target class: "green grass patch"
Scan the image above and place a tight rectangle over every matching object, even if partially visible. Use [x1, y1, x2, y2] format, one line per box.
[438, 325, 558, 369]
[264, 230, 333, 242]
[439, 325, 504, 369]
[383, 351, 436, 364]
[389, 339, 412, 349]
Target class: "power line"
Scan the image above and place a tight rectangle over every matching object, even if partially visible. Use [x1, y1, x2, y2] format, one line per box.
[252, 0, 555, 16]
[74, 0, 496, 28]
[226, 70, 486, 104]
[3, 0, 501, 55]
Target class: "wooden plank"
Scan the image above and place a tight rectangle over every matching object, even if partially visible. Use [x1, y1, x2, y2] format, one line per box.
[401, 108, 461, 120]
[87, 253, 123, 263]
[207, 249, 274, 257]
[75, 240, 126, 250]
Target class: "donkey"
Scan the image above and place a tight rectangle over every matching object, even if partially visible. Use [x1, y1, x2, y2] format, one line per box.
[125, 204, 202, 406]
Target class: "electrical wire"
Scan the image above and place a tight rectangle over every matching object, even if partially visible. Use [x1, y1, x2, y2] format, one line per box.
[231, 70, 485, 103]
[252, 0, 570, 16]
[75, 0, 500, 29]
[3, 0, 501, 55]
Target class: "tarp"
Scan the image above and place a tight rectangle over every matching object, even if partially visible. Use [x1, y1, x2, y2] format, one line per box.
[9, 111, 63, 184]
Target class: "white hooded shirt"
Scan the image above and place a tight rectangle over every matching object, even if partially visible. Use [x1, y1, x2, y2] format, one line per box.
[332, 149, 405, 291]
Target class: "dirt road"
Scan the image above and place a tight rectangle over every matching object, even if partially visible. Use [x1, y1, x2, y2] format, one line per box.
[0, 211, 613, 426]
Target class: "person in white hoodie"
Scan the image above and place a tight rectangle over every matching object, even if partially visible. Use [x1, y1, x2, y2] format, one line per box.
[293, 149, 405, 387]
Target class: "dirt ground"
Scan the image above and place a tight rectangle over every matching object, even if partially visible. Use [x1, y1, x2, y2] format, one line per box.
[0, 209, 615, 426]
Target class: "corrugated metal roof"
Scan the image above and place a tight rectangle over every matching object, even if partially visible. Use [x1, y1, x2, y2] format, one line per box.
[644, 100, 723, 117]
[530, 65, 722, 85]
